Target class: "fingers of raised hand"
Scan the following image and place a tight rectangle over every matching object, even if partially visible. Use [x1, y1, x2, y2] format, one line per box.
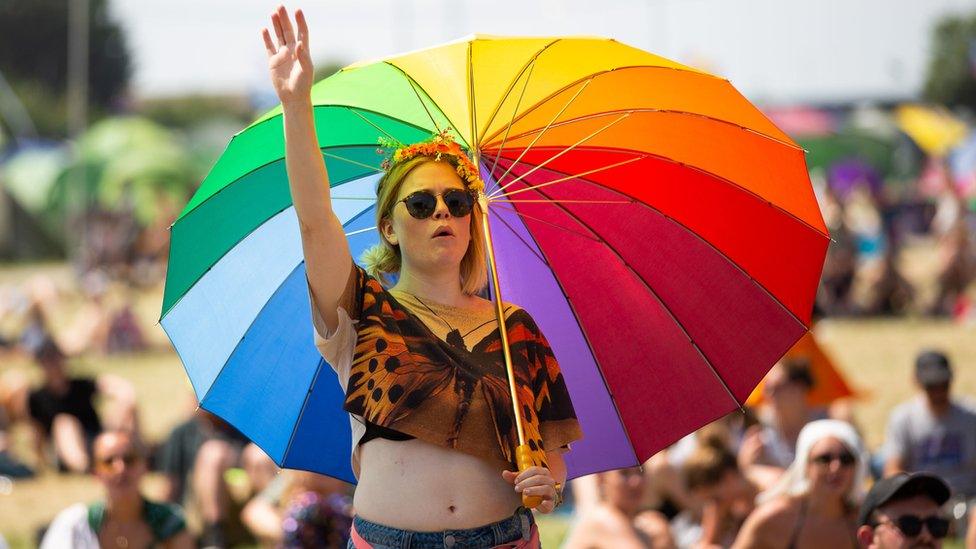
[261, 28, 278, 56]
[276, 5, 297, 46]
[295, 9, 309, 47]
[271, 12, 286, 49]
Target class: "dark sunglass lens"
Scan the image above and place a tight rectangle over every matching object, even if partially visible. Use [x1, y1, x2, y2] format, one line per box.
[405, 192, 436, 219]
[927, 517, 949, 538]
[895, 516, 923, 537]
[443, 190, 473, 217]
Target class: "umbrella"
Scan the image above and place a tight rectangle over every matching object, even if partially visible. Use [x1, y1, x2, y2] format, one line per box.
[161, 35, 828, 483]
[895, 104, 968, 158]
[826, 158, 883, 200]
[798, 131, 897, 177]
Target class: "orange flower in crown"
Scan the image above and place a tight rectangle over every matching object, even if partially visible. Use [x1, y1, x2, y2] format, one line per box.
[377, 130, 484, 192]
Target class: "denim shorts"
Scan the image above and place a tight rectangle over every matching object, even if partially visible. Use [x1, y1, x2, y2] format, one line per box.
[347, 506, 534, 548]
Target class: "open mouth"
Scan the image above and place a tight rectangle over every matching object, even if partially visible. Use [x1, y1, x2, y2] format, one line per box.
[432, 227, 454, 238]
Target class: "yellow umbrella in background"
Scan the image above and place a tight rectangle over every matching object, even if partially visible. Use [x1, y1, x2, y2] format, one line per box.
[895, 104, 968, 157]
[747, 329, 859, 407]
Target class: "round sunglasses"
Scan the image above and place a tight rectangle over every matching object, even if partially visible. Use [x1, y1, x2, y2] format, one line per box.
[396, 189, 475, 219]
[809, 451, 856, 467]
[877, 515, 950, 539]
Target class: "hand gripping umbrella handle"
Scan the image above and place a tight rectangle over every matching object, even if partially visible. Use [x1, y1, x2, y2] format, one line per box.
[516, 444, 543, 509]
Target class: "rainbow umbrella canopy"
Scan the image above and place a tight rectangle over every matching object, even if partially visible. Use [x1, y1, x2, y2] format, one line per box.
[161, 36, 829, 482]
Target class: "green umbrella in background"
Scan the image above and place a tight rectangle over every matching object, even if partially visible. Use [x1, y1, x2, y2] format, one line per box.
[798, 131, 896, 176]
[1, 147, 69, 215]
[47, 116, 198, 226]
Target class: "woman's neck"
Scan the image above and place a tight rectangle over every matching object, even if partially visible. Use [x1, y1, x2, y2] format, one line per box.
[805, 489, 847, 519]
[393, 265, 467, 307]
[105, 491, 143, 522]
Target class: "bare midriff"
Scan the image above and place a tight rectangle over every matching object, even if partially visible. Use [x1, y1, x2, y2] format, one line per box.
[353, 437, 522, 531]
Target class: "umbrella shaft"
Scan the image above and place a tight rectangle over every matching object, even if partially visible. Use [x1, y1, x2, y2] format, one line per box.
[478, 193, 527, 448]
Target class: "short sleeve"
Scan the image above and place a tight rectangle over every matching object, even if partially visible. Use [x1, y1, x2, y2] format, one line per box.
[307, 264, 365, 385]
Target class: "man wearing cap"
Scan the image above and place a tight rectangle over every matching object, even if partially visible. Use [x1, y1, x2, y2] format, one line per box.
[882, 350, 976, 498]
[857, 472, 951, 548]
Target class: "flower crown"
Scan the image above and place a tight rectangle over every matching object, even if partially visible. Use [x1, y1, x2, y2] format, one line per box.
[377, 130, 484, 192]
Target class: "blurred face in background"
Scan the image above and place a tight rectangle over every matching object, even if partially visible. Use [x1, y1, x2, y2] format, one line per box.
[600, 467, 646, 513]
[804, 436, 855, 499]
[920, 381, 950, 410]
[763, 363, 811, 416]
[865, 495, 945, 549]
[93, 431, 146, 499]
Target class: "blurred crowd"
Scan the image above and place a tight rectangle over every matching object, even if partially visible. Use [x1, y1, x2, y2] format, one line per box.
[814, 156, 975, 320]
[2, 296, 975, 548]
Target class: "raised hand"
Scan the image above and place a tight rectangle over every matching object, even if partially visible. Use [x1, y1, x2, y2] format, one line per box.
[262, 5, 313, 106]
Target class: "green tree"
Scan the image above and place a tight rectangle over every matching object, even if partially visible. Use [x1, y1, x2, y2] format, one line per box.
[923, 11, 976, 111]
[0, 0, 132, 138]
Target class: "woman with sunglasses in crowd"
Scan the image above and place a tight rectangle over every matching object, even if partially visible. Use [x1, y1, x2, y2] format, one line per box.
[731, 419, 867, 549]
[262, 6, 582, 548]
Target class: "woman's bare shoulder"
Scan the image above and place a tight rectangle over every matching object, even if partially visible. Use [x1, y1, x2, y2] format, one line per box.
[750, 497, 801, 532]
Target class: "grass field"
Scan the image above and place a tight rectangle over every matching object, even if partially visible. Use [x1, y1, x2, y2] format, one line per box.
[1, 261, 974, 548]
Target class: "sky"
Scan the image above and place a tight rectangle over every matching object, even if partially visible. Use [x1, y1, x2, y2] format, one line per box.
[110, 0, 976, 104]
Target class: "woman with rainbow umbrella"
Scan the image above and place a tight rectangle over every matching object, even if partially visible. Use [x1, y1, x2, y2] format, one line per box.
[162, 3, 829, 547]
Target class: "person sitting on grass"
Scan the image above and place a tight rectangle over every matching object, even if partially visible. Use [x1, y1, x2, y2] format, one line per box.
[563, 466, 676, 548]
[40, 430, 193, 549]
[26, 334, 139, 473]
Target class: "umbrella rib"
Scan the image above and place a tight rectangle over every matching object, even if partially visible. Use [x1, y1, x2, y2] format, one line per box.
[468, 40, 478, 164]
[280, 356, 328, 470]
[492, 112, 632, 196]
[491, 79, 594, 189]
[486, 207, 550, 267]
[486, 61, 537, 196]
[488, 154, 644, 200]
[345, 107, 405, 146]
[490, 203, 602, 244]
[345, 226, 378, 237]
[403, 69, 444, 135]
[478, 38, 559, 145]
[525, 184, 746, 410]
[322, 151, 384, 174]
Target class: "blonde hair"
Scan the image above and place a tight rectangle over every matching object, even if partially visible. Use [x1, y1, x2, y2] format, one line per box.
[361, 155, 488, 294]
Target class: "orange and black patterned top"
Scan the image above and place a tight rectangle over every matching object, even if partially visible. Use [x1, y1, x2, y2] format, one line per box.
[336, 265, 582, 470]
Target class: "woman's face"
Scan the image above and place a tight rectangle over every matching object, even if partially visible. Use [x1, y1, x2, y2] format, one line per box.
[805, 436, 856, 498]
[383, 161, 472, 275]
[601, 467, 645, 509]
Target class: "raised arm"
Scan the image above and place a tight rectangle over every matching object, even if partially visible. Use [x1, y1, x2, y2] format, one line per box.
[262, 6, 353, 332]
